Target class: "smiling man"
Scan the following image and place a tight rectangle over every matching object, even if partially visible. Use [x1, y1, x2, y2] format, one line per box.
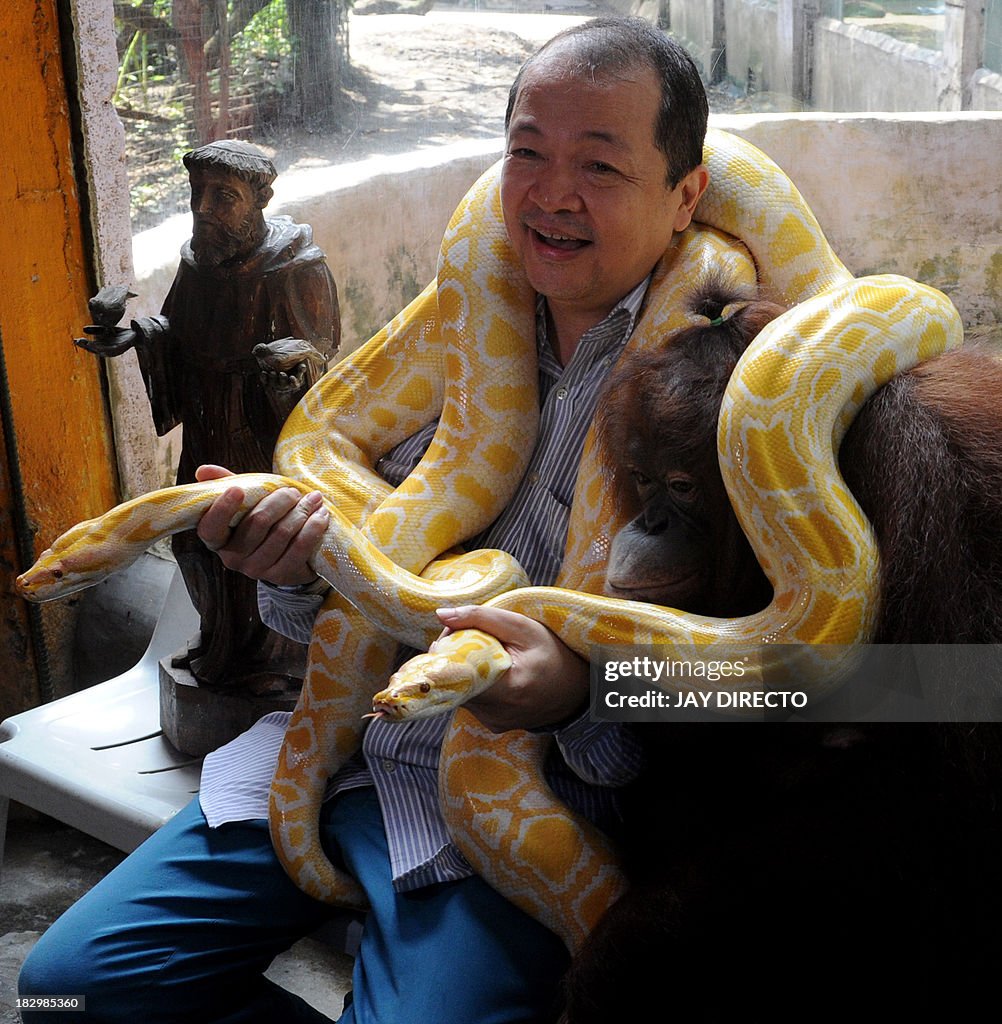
[21, 18, 711, 1024]
[501, 34, 707, 363]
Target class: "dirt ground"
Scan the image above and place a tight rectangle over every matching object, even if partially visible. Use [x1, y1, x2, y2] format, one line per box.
[263, 3, 752, 178]
[272, 6, 599, 173]
[125, 3, 754, 229]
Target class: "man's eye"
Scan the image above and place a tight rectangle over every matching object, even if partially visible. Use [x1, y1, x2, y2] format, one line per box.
[588, 162, 618, 175]
[509, 147, 538, 159]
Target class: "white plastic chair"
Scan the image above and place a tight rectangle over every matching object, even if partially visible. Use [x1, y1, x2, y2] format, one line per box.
[0, 567, 201, 868]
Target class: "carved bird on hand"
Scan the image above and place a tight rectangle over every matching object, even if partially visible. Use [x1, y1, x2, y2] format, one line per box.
[87, 285, 137, 329]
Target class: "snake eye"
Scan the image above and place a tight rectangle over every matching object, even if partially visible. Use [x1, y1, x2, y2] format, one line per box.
[419, 682, 431, 693]
[52, 569, 64, 580]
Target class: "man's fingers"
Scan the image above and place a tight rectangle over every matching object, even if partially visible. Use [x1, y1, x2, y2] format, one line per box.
[196, 485, 247, 550]
[229, 493, 327, 580]
[436, 605, 590, 732]
[435, 604, 539, 646]
[222, 487, 306, 557]
[195, 469, 328, 587]
[259, 506, 330, 586]
[194, 466, 242, 550]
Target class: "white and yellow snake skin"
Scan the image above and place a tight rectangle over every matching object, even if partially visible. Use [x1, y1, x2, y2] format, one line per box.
[17, 129, 963, 950]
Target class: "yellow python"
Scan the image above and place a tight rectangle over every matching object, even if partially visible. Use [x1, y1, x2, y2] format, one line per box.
[17, 129, 963, 951]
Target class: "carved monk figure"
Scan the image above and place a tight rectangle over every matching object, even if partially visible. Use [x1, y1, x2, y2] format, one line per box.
[78, 139, 340, 687]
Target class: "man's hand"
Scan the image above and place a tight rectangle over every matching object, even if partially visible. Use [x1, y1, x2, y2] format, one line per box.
[194, 464, 329, 587]
[435, 605, 589, 733]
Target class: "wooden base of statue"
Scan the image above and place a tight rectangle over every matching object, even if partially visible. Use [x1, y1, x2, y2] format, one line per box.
[159, 644, 302, 758]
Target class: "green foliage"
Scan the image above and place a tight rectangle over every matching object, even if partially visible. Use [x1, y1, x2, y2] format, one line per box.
[233, 0, 291, 61]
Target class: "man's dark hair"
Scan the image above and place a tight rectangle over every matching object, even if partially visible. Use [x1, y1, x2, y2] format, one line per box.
[504, 17, 709, 188]
[182, 140, 277, 193]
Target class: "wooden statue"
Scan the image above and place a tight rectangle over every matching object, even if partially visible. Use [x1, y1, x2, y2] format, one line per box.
[77, 139, 340, 694]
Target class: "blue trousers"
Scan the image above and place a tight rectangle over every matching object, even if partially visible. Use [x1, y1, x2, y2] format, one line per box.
[18, 789, 568, 1023]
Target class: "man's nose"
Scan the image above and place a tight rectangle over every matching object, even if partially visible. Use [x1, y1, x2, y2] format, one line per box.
[528, 164, 581, 212]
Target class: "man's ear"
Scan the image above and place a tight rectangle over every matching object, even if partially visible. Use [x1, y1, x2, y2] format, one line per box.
[256, 185, 274, 209]
[672, 164, 710, 232]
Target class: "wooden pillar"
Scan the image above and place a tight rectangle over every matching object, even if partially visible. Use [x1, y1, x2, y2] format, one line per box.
[0, 0, 118, 719]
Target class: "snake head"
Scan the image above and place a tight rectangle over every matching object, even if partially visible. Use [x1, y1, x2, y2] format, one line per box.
[16, 521, 117, 602]
[373, 653, 478, 720]
[372, 633, 514, 720]
[17, 554, 74, 602]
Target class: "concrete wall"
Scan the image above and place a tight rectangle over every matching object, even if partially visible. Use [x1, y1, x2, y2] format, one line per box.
[971, 68, 1002, 110]
[722, 0, 787, 95]
[813, 18, 944, 111]
[669, 0, 1002, 111]
[716, 113, 1002, 329]
[669, 0, 722, 83]
[673, 0, 792, 97]
[605, 0, 668, 23]
[116, 113, 1002, 502]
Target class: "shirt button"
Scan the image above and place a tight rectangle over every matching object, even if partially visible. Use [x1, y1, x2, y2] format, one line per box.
[382, 759, 396, 773]
[528, 472, 540, 484]
[555, 386, 568, 400]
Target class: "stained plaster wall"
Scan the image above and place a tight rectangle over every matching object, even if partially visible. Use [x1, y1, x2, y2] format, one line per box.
[971, 68, 1002, 109]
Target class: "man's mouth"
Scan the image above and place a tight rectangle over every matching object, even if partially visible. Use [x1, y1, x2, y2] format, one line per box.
[530, 226, 591, 253]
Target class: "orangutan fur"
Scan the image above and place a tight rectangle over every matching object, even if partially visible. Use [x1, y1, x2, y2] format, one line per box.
[561, 288, 1002, 1022]
[594, 280, 1002, 643]
[839, 345, 1002, 642]
[593, 285, 782, 619]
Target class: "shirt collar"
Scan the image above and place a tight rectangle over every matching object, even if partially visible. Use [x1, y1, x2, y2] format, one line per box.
[535, 274, 652, 378]
[610, 275, 651, 336]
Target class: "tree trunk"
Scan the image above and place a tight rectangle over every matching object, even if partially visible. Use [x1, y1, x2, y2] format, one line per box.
[286, 0, 349, 129]
[174, 0, 215, 144]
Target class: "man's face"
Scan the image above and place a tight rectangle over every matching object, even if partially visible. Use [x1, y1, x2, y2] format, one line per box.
[501, 51, 707, 333]
[189, 168, 262, 266]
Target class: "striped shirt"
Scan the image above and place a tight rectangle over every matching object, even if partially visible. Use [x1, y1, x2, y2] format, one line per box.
[200, 282, 648, 891]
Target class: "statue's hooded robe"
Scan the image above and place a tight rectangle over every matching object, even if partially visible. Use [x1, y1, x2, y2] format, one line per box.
[135, 216, 339, 686]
